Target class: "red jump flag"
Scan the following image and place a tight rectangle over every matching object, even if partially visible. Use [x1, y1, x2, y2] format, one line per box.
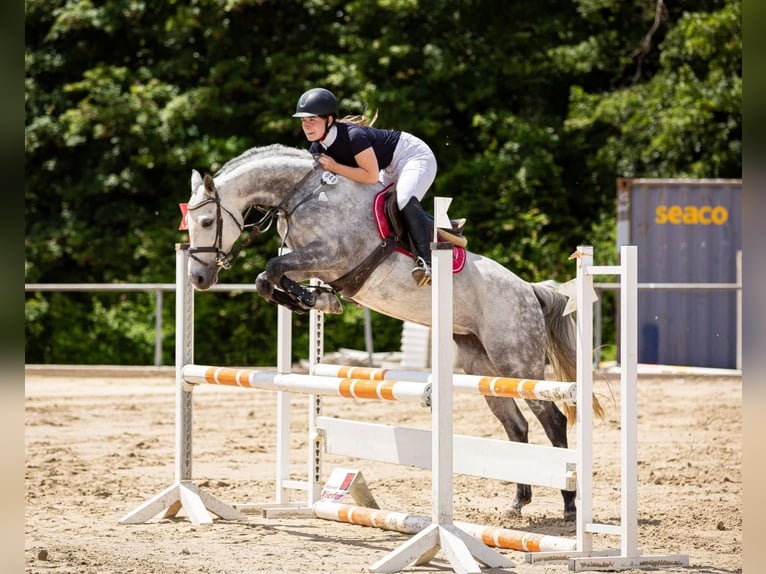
[178, 203, 189, 230]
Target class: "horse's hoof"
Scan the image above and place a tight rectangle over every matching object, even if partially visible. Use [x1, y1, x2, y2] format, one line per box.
[508, 492, 531, 517]
[563, 508, 576, 522]
[500, 507, 523, 523]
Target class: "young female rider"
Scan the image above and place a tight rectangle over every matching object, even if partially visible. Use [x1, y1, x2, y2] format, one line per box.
[293, 87, 437, 287]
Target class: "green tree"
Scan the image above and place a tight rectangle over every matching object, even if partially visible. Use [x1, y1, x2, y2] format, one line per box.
[564, 0, 741, 182]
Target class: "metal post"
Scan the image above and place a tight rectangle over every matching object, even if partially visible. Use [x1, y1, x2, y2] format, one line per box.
[593, 293, 602, 368]
[308, 285, 324, 505]
[364, 307, 374, 367]
[736, 249, 742, 371]
[154, 289, 163, 367]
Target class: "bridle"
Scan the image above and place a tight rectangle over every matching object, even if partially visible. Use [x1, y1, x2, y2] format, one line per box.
[186, 166, 321, 270]
[187, 184, 281, 270]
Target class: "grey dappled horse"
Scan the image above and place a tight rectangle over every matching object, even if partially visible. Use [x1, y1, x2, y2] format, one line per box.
[186, 144, 601, 520]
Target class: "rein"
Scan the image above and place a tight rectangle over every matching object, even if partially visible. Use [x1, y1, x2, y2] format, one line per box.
[272, 166, 324, 251]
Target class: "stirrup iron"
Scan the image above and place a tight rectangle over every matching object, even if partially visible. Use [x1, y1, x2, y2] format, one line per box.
[411, 257, 432, 287]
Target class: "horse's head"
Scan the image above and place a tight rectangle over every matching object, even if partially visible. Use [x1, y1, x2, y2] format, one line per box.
[186, 169, 245, 289]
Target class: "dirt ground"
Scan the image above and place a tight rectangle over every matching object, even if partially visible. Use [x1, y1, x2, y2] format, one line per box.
[24, 365, 741, 574]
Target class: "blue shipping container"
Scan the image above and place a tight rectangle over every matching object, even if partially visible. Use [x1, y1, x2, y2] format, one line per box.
[616, 179, 742, 369]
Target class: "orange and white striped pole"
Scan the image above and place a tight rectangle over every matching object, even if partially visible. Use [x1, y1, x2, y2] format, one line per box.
[312, 363, 576, 403]
[314, 501, 577, 554]
[181, 364, 431, 405]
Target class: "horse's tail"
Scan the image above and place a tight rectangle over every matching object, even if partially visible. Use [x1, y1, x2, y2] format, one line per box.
[532, 281, 606, 426]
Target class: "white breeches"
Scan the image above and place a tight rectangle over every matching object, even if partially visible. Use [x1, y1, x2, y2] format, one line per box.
[380, 132, 437, 210]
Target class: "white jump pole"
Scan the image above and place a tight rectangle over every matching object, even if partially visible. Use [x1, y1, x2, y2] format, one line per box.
[181, 364, 431, 403]
[315, 501, 578, 553]
[370, 198, 513, 574]
[311, 364, 576, 402]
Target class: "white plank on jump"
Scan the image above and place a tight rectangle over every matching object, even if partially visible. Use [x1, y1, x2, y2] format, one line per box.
[317, 416, 576, 491]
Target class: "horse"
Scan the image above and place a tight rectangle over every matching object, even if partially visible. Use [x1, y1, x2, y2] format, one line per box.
[185, 143, 603, 520]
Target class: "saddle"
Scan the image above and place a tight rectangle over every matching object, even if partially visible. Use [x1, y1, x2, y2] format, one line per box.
[381, 190, 468, 250]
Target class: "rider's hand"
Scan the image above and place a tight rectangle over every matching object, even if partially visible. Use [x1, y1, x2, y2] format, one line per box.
[317, 154, 336, 172]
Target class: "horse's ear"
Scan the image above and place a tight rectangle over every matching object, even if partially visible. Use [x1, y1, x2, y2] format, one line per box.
[191, 169, 203, 191]
[203, 173, 216, 194]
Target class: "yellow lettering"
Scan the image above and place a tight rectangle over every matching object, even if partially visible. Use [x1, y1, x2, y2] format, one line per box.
[653, 204, 729, 225]
[668, 205, 682, 224]
[712, 206, 728, 224]
[682, 206, 697, 224]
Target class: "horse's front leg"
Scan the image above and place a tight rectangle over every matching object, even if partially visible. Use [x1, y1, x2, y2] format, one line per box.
[253, 271, 311, 313]
[255, 247, 343, 314]
[483, 395, 535, 515]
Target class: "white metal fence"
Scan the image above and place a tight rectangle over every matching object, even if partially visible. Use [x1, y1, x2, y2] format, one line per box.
[24, 283, 376, 367]
[25, 282, 260, 366]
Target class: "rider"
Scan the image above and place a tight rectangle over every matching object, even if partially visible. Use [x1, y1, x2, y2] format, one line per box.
[293, 87, 437, 287]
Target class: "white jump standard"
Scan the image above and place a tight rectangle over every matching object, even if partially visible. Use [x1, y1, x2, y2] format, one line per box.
[368, 216, 513, 573]
[118, 243, 247, 526]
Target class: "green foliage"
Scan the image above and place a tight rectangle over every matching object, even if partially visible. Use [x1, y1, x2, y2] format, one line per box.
[25, 0, 741, 365]
[25, 292, 165, 364]
[565, 0, 741, 180]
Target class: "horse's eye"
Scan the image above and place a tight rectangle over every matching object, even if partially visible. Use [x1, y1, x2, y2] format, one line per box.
[200, 218, 214, 229]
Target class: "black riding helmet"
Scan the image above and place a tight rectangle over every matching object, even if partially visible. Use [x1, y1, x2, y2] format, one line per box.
[292, 88, 338, 118]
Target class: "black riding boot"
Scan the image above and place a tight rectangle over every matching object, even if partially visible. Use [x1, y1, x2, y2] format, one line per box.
[400, 196, 433, 287]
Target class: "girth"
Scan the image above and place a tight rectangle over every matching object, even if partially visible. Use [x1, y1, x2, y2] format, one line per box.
[329, 191, 405, 299]
[328, 234, 398, 300]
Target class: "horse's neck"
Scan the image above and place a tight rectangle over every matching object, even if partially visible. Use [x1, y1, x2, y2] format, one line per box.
[217, 158, 314, 212]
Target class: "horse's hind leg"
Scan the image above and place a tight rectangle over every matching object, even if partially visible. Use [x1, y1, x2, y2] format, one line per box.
[526, 398, 575, 521]
[455, 334, 536, 517]
[483, 395, 535, 516]
[456, 330, 575, 520]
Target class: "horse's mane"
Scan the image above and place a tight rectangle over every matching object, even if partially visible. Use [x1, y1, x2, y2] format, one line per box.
[214, 144, 310, 177]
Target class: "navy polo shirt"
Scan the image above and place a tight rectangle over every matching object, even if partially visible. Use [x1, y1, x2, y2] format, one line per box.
[310, 122, 401, 169]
